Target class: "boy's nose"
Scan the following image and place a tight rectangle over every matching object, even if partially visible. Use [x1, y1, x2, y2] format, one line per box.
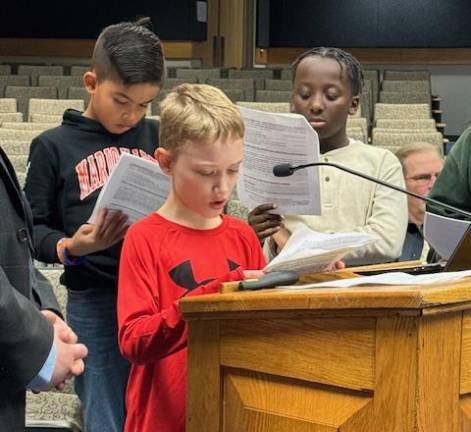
[215, 176, 230, 194]
[309, 96, 324, 113]
[123, 110, 138, 123]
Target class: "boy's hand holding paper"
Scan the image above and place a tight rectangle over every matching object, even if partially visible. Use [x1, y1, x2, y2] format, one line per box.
[264, 225, 378, 275]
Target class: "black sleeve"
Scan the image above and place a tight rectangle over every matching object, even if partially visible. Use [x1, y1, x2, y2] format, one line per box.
[0, 266, 54, 389]
[24, 138, 64, 263]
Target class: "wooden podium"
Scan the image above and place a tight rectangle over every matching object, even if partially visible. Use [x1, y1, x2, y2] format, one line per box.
[180, 279, 471, 431]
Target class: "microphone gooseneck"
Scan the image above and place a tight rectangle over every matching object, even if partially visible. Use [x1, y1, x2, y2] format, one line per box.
[272, 161, 471, 219]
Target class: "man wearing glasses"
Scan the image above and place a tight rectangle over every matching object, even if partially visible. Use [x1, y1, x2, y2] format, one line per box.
[395, 142, 444, 261]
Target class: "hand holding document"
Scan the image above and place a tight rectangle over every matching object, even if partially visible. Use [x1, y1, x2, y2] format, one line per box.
[264, 225, 378, 275]
[424, 212, 471, 260]
[88, 153, 170, 224]
[237, 107, 321, 215]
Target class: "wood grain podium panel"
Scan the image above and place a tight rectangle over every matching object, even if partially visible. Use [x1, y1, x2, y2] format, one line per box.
[461, 312, 471, 394]
[224, 369, 372, 431]
[220, 317, 375, 391]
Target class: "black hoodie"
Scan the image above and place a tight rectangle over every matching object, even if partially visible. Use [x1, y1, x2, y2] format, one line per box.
[24, 109, 160, 291]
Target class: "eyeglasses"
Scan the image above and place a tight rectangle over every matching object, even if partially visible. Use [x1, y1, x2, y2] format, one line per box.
[406, 172, 441, 184]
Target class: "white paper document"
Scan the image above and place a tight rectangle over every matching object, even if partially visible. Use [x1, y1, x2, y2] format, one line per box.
[280, 269, 471, 290]
[264, 225, 378, 275]
[88, 153, 170, 224]
[237, 107, 321, 215]
[424, 212, 471, 260]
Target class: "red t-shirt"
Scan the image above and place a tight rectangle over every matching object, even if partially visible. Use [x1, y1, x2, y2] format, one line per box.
[118, 213, 265, 432]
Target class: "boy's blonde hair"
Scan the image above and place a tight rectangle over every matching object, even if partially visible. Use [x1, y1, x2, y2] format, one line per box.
[159, 83, 244, 154]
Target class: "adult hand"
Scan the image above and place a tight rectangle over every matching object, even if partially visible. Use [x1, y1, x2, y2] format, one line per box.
[41, 310, 77, 344]
[49, 326, 87, 390]
[67, 209, 129, 256]
[248, 203, 283, 244]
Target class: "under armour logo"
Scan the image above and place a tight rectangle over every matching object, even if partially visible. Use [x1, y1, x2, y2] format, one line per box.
[169, 259, 240, 291]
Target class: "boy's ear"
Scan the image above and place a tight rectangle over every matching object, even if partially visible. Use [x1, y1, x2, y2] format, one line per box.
[83, 71, 98, 95]
[349, 96, 360, 115]
[155, 147, 173, 175]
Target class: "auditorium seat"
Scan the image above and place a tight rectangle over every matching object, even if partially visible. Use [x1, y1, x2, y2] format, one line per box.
[0, 112, 23, 122]
[0, 75, 30, 97]
[0, 140, 32, 155]
[0, 97, 23, 122]
[151, 90, 170, 115]
[264, 79, 291, 91]
[17, 65, 64, 86]
[347, 126, 367, 143]
[236, 101, 290, 113]
[347, 117, 368, 140]
[374, 103, 431, 120]
[30, 113, 63, 124]
[381, 80, 431, 94]
[5, 86, 58, 119]
[1, 121, 57, 131]
[39, 75, 84, 98]
[161, 77, 197, 90]
[0, 128, 43, 141]
[360, 80, 373, 124]
[8, 154, 28, 172]
[175, 68, 222, 82]
[383, 69, 431, 81]
[228, 69, 275, 90]
[207, 78, 255, 101]
[219, 88, 246, 102]
[371, 129, 443, 150]
[255, 90, 291, 102]
[363, 69, 380, 103]
[0, 65, 12, 75]
[70, 65, 89, 76]
[375, 118, 437, 130]
[280, 69, 292, 80]
[0, 97, 18, 113]
[379, 91, 431, 105]
[28, 99, 85, 121]
[66, 87, 90, 106]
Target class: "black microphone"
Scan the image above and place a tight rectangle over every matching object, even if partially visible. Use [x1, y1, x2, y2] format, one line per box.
[273, 162, 471, 219]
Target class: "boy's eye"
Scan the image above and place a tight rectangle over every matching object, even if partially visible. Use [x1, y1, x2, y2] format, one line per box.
[139, 103, 149, 109]
[114, 98, 128, 106]
[326, 93, 338, 101]
[299, 92, 310, 100]
[198, 170, 217, 176]
[228, 168, 239, 175]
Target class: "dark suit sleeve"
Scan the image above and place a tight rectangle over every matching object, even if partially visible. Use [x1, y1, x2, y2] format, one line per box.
[0, 266, 54, 389]
[31, 268, 62, 318]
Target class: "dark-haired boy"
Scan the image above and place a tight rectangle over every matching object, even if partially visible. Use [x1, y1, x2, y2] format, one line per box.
[24, 19, 164, 432]
[249, 47, 408, 265]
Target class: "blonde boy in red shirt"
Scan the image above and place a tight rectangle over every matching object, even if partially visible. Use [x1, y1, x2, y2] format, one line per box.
[117, 84, 265, 432]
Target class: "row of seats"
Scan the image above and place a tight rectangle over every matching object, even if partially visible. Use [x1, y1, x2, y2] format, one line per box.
[0, 98, 444, 177]
[371, 103, 443, 152]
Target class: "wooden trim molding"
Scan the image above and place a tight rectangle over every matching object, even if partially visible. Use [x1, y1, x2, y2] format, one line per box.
[0, 38, 202, 60]
[256, 47, 471, 66]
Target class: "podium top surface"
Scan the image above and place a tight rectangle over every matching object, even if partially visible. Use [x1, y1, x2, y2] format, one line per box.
[180, 279, 471, 318]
